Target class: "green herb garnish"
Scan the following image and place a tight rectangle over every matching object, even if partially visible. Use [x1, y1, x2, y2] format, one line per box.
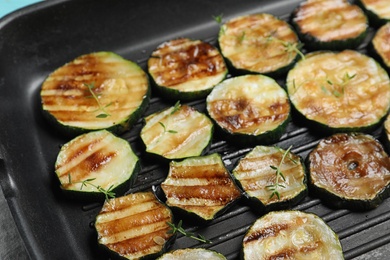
[167, 220, 212, 244]
[68, 174, 115, 201]
[84, 82, 112, 118]
[320, 72, 356, 98]
[266, 34, 305, 60]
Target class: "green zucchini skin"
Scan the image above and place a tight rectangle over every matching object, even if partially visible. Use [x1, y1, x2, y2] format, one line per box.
[40, 51, 150, 137]
[54, 130, 140, 201]
[157, 248, 227, 260]
[148, 38, 228, 101]
[206, 74, 291, 146]
[307, 132, 390, 211]
[232, 146, 307, 214]
[286, 50, 390, 134]
[160, 153, 242, 223]
[241, 210, 344, 260]
[291, 0, 368, 51]
[355, 0, 390, 27]
[218, 13, 302, 77]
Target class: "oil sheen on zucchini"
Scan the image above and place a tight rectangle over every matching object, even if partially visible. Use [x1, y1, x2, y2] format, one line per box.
[242, 210, 344, 260]
[95, 191, 175, 260]
[307, 133, 390, 210]
[55, 130, 139, 200]
[371, 23, 390, 71]
[355, 0, 390, 27]
[232, 146, 307, 212]
[218, 13, 302, 76]
[291, 0, 368, 50]
[160, 153, 241, 222]
[140, 103, 213, 160]
[148, 38, 228, 101]
[286, 50, 390, 133]
[40, 52, 150, 136]
[206, 74, 290, 145]
[157, 248, 226, 260]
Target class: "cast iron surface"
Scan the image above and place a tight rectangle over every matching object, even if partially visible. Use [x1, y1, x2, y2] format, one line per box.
[0, 0, 390, 259]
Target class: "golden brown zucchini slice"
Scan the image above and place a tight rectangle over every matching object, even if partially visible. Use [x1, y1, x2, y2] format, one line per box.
[371, 22, 390, 71]
[356, 0, 390, 27]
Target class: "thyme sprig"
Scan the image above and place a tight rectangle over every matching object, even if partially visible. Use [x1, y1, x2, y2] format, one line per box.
[167, 220, 212, 244]
[67, 174, 115, 201]
[320, 72, 356, 98]
[266, 146, 297, 200]
[158, 101, 181, 134]
[84, 82, 112, 118]
[213, 13, 225, 34]
[266, 35, 305, 60]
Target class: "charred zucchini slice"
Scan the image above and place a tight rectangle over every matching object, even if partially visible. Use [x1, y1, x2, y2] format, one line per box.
[307, 132, 390, 210]
[148, 38, 228, 101]
[371, 22, 390, 71]
[160, 153, 241, 222]
[157, 248, 226, 260]
[218, 13, 302, 76]
[355, 0, 390, 27]
[55, 130, 139, 200]
[242, 210, 344, 260]
[291, 0, 368, 50]
[95, 191, 175, 260]
[232, 146, 307, 213]
[286, 50, 390, 133]
[40, 52, 150, 136]
[206, 74, 290, 145]
[140, 103, 213, 160]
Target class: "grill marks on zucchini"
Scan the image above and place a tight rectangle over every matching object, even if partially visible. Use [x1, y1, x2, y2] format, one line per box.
[242, 211, 344, 260]
[218, 13, 302, 76]
[160, 153, 241, 221]
[307, 133, 390, 210]
[148, 38, 227, 100]
[291, 0, 368, 50]
[95, 191, 174, 259]
[286, 50, 390, 132]
[41, 52, 150, 135]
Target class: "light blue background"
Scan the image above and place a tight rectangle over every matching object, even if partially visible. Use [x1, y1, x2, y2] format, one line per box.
[0, 0, 42, 18]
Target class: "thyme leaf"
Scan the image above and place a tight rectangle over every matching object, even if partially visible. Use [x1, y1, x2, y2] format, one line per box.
[84, 82, 112, 118]
[67, 174, 115, 201]
[167, 220, 212, 244]
[266, 35, 305, 60]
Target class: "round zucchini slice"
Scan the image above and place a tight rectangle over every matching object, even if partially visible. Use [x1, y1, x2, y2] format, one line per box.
[307, 132, 390, 210]
[140, 103, 213, 160]
[371, 22, 390, 72]
[291, 0, 368, 50]
[147, 38, 228, 101]
[55, 130, 139, 200]
[383, 113, 390, 152]
[206, 74, 291, 145]
[218, 13, 302, 77]
[355, 0, 390, 27]
[40, 51, 150, 136]
[160, 153, 241, 222]
[232, 145, 307, 213]
[242, 210, 344, 260]
[157, 248, 226, 260]
[95, 191, 175, 260]
[286, 50, 390, 133]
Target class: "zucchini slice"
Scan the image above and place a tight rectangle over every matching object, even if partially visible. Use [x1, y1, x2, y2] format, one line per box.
[40, 51, 150, 136]
[147, 38, 228, 101]
[371, 22, 390, 72]
[242, 210, 344, 260]
[232, 146, 307, 213]
[160, 153, 241, 222]
[140, 103, 213, 160]
[286, 50, 390, 133]
[55, 130, 139, 200]
[95, 191, 175, 260]
[218, 13, 302, 77]
[355, 0, 390, 27]
[157, 248, 226, 260]
[291, 0, 368, 50]
[307, 132, 390, 210]
[206, 74, 290, 145]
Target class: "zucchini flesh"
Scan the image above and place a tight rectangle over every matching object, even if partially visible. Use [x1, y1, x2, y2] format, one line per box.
[286, 50, 390, 132]
[157, 248, 226, 260]
[206, 74, 290, 144]
[291, 0, 368, 50]
[95, 191, 174, 260]
[140, 104, 213, 160]
[40, 52, 150, 135]
[218, 13, 301, 76]
[371, 22, 390, 70]
[160, 153, 241, 221]
[232, 146, 307, 211]
[307, 133, 390, 210]
[242, 210, 344, 260]
[148, 38, 228, 100]
[55, 130, 139, 198]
